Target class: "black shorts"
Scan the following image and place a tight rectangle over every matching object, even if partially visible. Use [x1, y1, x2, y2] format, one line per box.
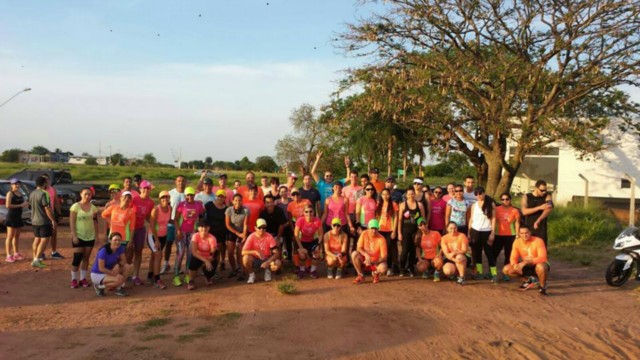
[211, 230, 227, 244]
[301, 240, 320, 256]
[444, 255, 473, 268]
[227, 233, 243, 244]
[72, 239, 95, 248]
[189, 254, 215, 271]
[5, 217, 24, 228]
[522, 263, 550, 277]
[33, 224, 53, 238]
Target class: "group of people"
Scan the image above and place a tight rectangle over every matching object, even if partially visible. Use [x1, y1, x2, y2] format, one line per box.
[2, 155, 553, 296]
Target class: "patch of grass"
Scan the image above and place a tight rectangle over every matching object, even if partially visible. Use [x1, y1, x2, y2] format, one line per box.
[194, 326, 213, 334]
[176, 333, 207, 343]
[137, 317, 172, 331]
[110, 330, 125, 338]
[277, 278, 298, 295]
[141, 333, 172, 341]
[129, 345, 151, 352]
[56, 342, 83, 350]
[158, 309, 173, 317]
[213, 312, 242, 326]
[176, 323, 189, 328]
[548, 203, 621, 267]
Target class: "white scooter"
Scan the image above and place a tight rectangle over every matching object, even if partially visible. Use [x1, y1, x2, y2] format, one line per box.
[605, 226, 640, 286]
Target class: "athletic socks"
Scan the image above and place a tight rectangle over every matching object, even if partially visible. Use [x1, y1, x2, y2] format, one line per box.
[70, 271, 78, 281]
[310, 265, 317, 272]
[80, 270, 86, 280]
[490, 267, 497, 277]
[476, 264, 483, 274]
[299, 266, 306, 272]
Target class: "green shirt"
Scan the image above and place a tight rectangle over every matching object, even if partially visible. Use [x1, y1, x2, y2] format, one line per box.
[70, 202, 98, 240]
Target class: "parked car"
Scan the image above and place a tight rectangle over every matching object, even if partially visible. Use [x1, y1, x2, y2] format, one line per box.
[20, 180, 77, 220]
[0, 180, 32, 227]
[7, 169, 110, 206]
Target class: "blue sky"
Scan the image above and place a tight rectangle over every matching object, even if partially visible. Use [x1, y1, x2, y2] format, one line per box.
[0, 0, 382, 164]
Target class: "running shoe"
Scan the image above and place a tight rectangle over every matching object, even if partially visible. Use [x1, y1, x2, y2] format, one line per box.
[327, 268, 334, 279]
[518, 279, 531, 289]
[94, 284, 105, 297]
[491, 276, 498, 285]
[297, 270, 304, 279]
[539, 286, 548, 296]
[187, 281, 196, 290]
[5, 255, 15, 263]
[521, 281, 537, 291]
[70, 279, 79, 289]
[433, 271, 441, 282]
[386, 269, 394, 276]
[220, 262, 226, 271]
[51, 251, 65, 259]
[228, 270, 238, 278]
[310, 270, 318, 279]
[407, 269, 414, 278]
[160, 263, 170, 274]
[247, 273, 256, 284]
[473, 273, 483, 280]
[184, 275, 191, 284]
[456, 276, 466, 286]
[133, 277, 144, 286]
[236, 274, 246, 282]
[115, 287, 128, 297]
[80, 279, 90, 288]
[172, 276, 182, 287]
[484, 273, 493, 280]
[206, 277, 214, 286]
[38, 253, 45, 261]
[422, 272, 429, 279]
[353, 274, 364, 285]
[264, 269, 272, 282]
[336, 268, 343, 279]
[372, 272, 380, 284]
[31, 260, 46, 268]
[155, 279, 167, 290]
[146, 277, 154, 285]
[213, 272, 222, 280]
[502, 274, 510, 282]
[13, 253, 25, 261]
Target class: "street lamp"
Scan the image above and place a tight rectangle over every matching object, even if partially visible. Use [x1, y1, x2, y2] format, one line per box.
[0, 87, 32, 108]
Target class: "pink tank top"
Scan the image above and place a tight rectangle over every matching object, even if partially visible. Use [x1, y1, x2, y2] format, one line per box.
[325, 196, 347, 226]
[155, 205, 171, 237]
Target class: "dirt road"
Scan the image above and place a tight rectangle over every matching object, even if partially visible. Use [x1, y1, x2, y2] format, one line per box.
[1, 223, 638, 359]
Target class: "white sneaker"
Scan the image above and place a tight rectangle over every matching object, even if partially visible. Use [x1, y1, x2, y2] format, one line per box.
[264, 269, 272, 282]
[160, 263, 169, 275]
[247, 272, 256, 284]
[327, 268, 334, 279]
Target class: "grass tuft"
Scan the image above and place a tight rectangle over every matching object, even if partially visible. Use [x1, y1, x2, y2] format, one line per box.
[277, 277, 298, 295]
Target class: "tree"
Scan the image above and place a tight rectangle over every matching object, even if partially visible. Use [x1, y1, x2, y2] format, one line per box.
[110, 153, 125, 166]
[275, 104, 333, 174]
[255, 156, 278, 172]
[142, 153, 157, 166]
[238, 156, 254, 171]
[31, 145, 50, 155]
[339, 0, 640, 196]
[85, 156, 98, 166]
[0, 148, 23, 163]
[204, 156, 213, 169]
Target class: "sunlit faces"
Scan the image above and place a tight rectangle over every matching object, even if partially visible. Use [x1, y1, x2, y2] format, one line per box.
[245, 172, 256, 184]
[232, 195, 243, 208]
[123, 178, 132, 190]
[519, 227, 532, 241]
[303, 175, 312, 187]
[447, 222, 458, 234]
[464, 177, 474, 189]
[175, 176, 186, 191]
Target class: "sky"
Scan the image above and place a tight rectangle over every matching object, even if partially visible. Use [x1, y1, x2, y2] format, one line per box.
[0, 0, 383, 164]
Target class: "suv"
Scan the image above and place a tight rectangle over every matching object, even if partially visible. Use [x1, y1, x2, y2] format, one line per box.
[8, 169, 110, 206]
[20, 180, 77, 219]
[0, 180, 32, 227]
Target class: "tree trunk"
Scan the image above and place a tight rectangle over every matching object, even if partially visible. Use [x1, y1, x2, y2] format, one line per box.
[418, 152, 424, 177]
[367, 154, 372, 173]
[387, 137, 394, 177]
[402, 148, 408, 182]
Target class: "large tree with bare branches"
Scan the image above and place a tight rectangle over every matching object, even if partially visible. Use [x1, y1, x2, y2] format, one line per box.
[338, 0, 640, 195]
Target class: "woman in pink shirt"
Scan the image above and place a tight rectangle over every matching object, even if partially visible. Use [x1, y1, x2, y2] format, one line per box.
[429, 186, 447, 234]
[321, 182, 354, 234]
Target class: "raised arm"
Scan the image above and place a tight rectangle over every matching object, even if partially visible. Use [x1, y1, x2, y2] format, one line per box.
[310, 151, 323, 183]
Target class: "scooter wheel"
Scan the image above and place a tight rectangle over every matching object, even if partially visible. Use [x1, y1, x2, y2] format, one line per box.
[605, 259, 633, 287]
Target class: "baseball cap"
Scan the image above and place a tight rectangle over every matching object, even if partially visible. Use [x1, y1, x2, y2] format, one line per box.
[184, 186, 196, 195]
[215, 189, 226, 197]
[159, 190, 170, 199]
[9, 178, 21, 184]
[417, 217, 426, 226]
[108, 184, 120, 191]
[121, 191, 133, 197]
[256, 218, 267, 228]
[413, 178, 424, 184]
[370, 168, 380, 174]
[133, 174, 142, 182]
[218, 173, 227, 179]
[331, 218, 342, 226]
[139, 180, 154, 189]
[289, 172, 298, 179]
[367, 219, 380, 229]
[203, 178, 214, 185]
[386, 176, 395, 182]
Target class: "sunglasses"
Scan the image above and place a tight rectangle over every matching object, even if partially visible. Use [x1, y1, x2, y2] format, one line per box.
[304, 211, 313, 214]
[325, 175, 333, 178]
[365, 188, 374, 191]
[332, 224, 341, 228]
[538, 188, 547, 193]
[186, 194, 195, 197]
[257, 226, 267, 230]
[474, 192, 484, 196]
[434, 191, 442, 194]
[161, 196, 170, 200]
[501, 198, 510, 201]
[291, 192, 300, 196]
[454, 190, 463, 193]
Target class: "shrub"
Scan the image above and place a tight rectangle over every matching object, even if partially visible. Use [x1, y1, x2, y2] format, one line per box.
[548, 203, 621, 249]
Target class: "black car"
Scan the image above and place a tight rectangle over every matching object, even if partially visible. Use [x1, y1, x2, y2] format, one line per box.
[20, 180, 77, 220]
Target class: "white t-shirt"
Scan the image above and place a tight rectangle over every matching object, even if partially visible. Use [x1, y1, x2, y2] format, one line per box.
[169, 188, 185, 220]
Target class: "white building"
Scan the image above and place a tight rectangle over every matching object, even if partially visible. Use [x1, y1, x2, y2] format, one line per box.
[511, 121, 639, 205]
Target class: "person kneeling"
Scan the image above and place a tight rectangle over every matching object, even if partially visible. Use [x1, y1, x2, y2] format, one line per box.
[90, 232, 132, 297]
[187, 220, 219, 290]
[415, 218, 444, 282]
[242, 218, 281, 284]
[352, 219, 388, 285]
[503, 225, 549, 295]
[324, 218, 348, 279]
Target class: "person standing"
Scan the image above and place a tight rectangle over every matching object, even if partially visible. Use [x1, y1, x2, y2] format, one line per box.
[162, 175, 187, 274]
[236, 171, 265, 202]
[467, 187, 498, 283]
[462, 176, 476, 205]
[173, 186, 205, 286]
[130, 180, 155, 286]
[4, 179, 27, 263]
[429, 186, 447, 234]
[310, 151, 347, 213]
[368, 168, 386, 194]
[41, 173, 63, 259]
[204, 189, 229, 274]
[299, 174, 321, 215]
[521, 180, 553, 246]
[29, 176, 56, 268]
[397, 187, 426, 277]
[195, 177, 216, 206]
[212, 173, 234, 206]
[376, 188, 398, 276]
[494, 192, 521, 281]
[69, 188, 99, 288]
[147, 190, 172, 289]
[259, 194, 288, 254]
[225, 194, 249, 280]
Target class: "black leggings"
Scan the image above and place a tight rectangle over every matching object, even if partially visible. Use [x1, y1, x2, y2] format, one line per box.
[189, 254, 220, 280]
[493, 235, 515, 267]
[469, 229, 496, 267]
[399, 224, 418, 271]
[380, 231, 398, 271]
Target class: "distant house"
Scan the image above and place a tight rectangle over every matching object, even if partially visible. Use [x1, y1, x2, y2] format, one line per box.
[68, 156, 109, 165]
[510, 121, 639, 206]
